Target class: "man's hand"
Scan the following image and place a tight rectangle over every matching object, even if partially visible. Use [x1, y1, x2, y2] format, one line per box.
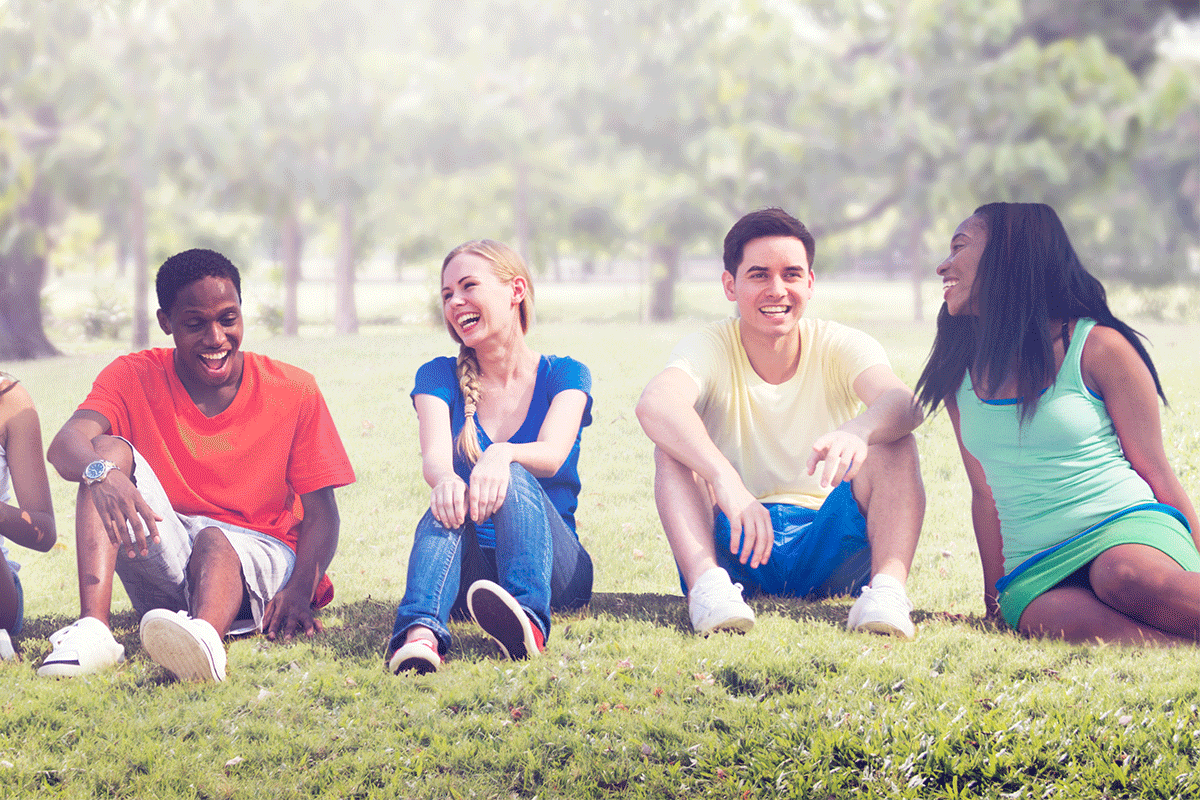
[468, 443, 513, 523]
[712, 478, 774, 569]
[807, 429, 869, 488]
[85, 470, 163, 558]
[430, 475, 468, 529]
[262, 582, 323, 641]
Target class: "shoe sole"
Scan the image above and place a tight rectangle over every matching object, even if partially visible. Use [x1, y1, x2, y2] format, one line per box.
[467, 580, 535, 660]
[696, 615, 755, 636]
[388, 644, 439, 675]
[855, 620, 915, 641]
[140, 613, 225, 682]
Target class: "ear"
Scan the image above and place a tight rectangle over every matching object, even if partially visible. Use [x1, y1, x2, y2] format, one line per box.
[510, 275, 528, 305]
[156, 309, 172, 336]
[721, 270, 737, 301]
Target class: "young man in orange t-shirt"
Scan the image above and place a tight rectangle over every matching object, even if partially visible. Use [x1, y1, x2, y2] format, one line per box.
[40, 249, 355, 682]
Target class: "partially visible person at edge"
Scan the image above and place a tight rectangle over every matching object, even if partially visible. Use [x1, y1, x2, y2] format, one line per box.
[39, 248, 355, 681]
[0, 372, 57, 659]
[636, 208, 926, 640]
[387, 239, 593, 674]
[916, 201, 1200, 644]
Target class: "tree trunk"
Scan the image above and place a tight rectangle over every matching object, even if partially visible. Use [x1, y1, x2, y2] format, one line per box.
[0, 251, 60, 361]
[334, 199, 358, 335]
[130, 175, 150, 349]
[0, 181, 60, 361]
[648, 243, 680, 322]
[281, 208, 303, 337]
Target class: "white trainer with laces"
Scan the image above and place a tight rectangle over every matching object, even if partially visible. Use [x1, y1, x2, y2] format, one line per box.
[37, 617, 126, 677]
[848, 574, 916, 640]
[688, 567, 755, 635]
[139, 609, 227, 682]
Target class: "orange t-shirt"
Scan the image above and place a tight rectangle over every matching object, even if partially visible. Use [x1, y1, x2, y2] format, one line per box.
[80, 349, 355, 603]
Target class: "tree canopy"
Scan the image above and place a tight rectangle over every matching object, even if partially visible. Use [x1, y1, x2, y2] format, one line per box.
[2, 0, 1197, 352]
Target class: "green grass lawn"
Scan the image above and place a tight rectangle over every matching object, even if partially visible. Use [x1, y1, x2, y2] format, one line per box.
[4, 279, 1200, 798]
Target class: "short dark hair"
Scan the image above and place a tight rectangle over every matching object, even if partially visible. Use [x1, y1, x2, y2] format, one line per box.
[155, 249, 242, 313]
[722, 208, 816, 276]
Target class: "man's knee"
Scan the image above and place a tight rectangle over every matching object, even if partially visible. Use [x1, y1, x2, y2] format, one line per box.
[854, 433, 924, 506]
[189, 527, 236, 567]
[867, 433, 921, 476]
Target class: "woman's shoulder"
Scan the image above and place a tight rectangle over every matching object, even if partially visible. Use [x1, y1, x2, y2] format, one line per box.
[0, 373, 35, 431]
[1078, 321, 1133, 360]
[542, 355, 591, 390]
[1078, 320, 1149, 387]
[413, 356, 459, 393]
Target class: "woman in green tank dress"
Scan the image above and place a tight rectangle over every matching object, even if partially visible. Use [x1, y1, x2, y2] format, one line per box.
[916, 202, 1200, 645]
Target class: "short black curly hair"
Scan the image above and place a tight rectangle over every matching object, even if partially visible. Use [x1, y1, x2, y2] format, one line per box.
[155, 248, 242, 313]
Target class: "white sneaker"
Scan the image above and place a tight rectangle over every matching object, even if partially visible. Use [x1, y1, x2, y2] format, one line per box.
[0, 629, 14, 660]
[37, 617, 126, 677]
[688, 568, 755, 635]
[139, 609, 227, 682]
[848, 576, 915, 640]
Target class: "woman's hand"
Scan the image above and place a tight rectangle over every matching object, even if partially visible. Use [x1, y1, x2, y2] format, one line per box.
[468, 442, 514, 523]
[430, 476, 468, 529]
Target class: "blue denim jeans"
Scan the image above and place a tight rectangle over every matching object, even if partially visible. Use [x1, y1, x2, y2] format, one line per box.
[389, 463, 593, 655]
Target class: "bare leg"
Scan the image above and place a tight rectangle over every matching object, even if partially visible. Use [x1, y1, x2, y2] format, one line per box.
[77, 436, 135, 626]
[1019, 583, 1190, 646]
[849, 434, 924, 584]
[187, 527, 246, 637]
[1088, 544, 1200, 639]
[653, 446, 718, 588]
[0, 563, 18, 632]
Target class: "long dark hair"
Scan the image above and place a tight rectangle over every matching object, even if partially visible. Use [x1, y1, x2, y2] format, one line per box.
[915, 202, 1163, 421]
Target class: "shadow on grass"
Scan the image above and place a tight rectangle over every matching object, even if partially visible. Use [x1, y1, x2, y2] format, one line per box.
[16, 593, 1004, 669]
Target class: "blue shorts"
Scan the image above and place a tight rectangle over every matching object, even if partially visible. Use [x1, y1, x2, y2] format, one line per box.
[682, 481, 872, 599]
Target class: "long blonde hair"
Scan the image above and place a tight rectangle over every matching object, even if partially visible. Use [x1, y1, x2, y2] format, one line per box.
[442, 239, 535, 464]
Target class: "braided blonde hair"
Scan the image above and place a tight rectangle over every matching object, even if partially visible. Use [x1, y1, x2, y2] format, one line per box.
[442, 239, 535, 465]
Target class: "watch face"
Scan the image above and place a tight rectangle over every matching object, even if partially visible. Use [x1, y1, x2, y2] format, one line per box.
[84, 461, 109, 482]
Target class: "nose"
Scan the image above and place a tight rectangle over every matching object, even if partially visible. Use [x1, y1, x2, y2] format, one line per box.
[936, 257, 949, 276]
[204, 321, 227, 346]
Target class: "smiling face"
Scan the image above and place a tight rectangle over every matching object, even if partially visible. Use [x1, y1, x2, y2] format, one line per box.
[938, 215, 987, 316]
[722, 235, 814, 340]
[441, 251, 527, 347]
[157, 275, 244, 397]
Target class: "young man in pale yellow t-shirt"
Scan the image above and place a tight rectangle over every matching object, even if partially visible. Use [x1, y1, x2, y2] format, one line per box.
[636, 208, 926, 638]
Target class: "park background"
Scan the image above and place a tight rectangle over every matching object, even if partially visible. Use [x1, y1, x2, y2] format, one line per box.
[3, 1, 1200, 798]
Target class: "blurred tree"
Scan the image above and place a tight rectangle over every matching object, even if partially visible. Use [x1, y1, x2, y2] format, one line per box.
[0, 1, 91, 359]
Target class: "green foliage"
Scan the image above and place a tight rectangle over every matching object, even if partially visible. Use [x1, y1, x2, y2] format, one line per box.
[78, 287, 130, 341]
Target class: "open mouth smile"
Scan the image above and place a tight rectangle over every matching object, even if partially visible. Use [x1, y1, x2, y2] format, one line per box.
[200, 351, 231, 373]
[455, 312, 481, 333]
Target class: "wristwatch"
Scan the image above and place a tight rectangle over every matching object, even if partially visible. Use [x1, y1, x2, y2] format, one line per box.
[83, 459, 119, 485]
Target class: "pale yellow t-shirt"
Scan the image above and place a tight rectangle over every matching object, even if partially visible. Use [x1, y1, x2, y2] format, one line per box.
[667, 317, 889, 509]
